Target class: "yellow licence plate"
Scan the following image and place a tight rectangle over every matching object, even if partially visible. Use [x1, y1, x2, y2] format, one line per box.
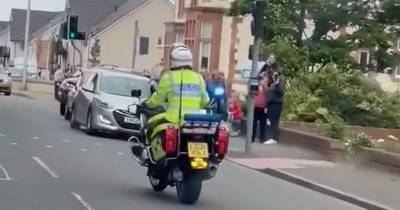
[187, 142, 209, 158]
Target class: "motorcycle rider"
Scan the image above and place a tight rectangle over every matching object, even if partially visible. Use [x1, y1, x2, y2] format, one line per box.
[141, 42, 210, 143]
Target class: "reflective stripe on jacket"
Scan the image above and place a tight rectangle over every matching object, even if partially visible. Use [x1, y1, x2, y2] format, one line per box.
[144, 69, 209, 124]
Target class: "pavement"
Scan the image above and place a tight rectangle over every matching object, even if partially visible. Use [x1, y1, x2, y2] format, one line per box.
[10, 90, 54, 100]
[0, 94, 370, 210]
[227, 137, 400, 210]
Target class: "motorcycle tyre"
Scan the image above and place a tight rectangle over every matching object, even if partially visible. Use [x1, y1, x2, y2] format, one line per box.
[149, 175, 168, 192]
[176, 175, 202, 205]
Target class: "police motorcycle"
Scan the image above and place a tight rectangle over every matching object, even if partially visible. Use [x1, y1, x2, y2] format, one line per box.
[127, 89, 229, 205]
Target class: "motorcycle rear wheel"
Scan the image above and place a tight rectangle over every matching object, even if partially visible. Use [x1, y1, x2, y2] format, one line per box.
[149, 176, 168, 192]
[176, 175, 202, 205]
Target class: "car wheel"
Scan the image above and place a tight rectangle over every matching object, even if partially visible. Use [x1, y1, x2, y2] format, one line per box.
[4, 92, 11, 96]
[70, 105, 80, 129]
[85, 109, 96, 135]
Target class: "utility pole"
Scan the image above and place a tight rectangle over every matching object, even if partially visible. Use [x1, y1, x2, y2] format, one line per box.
[245, 0, 267, 154]
[131, 20, 139, 70]
[22, 0, 31, 90]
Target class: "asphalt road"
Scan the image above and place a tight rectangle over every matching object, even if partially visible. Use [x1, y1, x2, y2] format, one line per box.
[0, 94, 366, 210]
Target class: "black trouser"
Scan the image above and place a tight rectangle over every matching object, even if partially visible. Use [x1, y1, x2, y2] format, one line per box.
[252, 107, 267, 143]
[266, 102, 283, 141]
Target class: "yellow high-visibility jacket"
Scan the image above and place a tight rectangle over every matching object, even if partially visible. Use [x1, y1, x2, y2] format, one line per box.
[144, 69, 209, 124]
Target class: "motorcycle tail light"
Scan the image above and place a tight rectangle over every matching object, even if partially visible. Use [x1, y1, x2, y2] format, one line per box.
[217, 127, 229, 156]
[165, 126, 177, 154]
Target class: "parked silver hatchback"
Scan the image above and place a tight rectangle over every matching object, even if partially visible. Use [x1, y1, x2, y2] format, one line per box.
[69, 68, 152, 135]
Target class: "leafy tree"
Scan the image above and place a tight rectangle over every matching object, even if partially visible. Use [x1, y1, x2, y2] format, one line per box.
[89, 39, 101, 66]
[227, 0, 400, 73]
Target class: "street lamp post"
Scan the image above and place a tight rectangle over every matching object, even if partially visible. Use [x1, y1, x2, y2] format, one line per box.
[22, 0, 31, 90]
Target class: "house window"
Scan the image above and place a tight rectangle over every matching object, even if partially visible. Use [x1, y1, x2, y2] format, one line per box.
[190, 0, 198, 7]
[358, 51, 369, 72]
[178, 0, 185, 18]
[396, 66, 400, 78]
[201, 22, 212, 39]
[199, 41, 211, 70]
[176, 33, 184, 43]
[157, 36, 164, 48]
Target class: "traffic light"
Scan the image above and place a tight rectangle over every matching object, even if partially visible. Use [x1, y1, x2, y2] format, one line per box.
[251, 1, 267, 38]
[68, 15, 79, 39]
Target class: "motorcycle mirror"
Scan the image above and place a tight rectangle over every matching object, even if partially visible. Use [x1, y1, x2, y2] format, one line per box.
[131, 89, 142, 98]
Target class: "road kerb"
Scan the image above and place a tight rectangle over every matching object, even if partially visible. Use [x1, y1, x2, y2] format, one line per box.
[11, 91, 36, 99]
[227, 159, 394, 210]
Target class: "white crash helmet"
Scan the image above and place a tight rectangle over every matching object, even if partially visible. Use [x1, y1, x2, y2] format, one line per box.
[169, 43, 193, 69]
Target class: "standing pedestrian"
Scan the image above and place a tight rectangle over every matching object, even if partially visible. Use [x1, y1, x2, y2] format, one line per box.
[252, 75, 268, 143]
[264, 67, 285, 145]
[229, 94, 243, 136]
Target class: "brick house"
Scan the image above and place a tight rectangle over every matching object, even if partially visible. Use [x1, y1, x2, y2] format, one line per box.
[163, 0, 258, 95]
[163, 1, 400, 95]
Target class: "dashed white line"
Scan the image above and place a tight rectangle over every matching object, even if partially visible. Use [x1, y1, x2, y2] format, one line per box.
[80, 149, 87, 152]
[11, 143, 18, 145]
[32, 156, 58, 178]
[0, 134, 5, 137]
[95, 143, 102, 146]
[33, 137, 39, 139]
[71, 192, 96, 210]
[45, 145, 53, 148]
[0, 165, 11, 180]
[117, 152, 124, 155]
[63, 140, 70, 143]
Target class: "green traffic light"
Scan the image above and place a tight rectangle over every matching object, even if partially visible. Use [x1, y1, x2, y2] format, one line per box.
[69, 32, 76, 38]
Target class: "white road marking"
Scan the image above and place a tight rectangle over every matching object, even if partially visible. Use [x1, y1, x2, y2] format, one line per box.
[228, 148, 242, 151]
[0, 165, 11, 180]
[117, 152, 124, 155]
[80, 149, 87, 152]
[71, 192, 96, 210]
[32, 156, 58, 178]
[63, 140, 70, 143]
[45, 145, 52, 148]
[0, 134, 5, 137]
[33, 137, 39, 139]
[11, 143, 18, 145]
[95, 143, 102, 146]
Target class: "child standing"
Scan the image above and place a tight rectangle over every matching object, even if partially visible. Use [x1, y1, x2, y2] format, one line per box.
[229, 94, 243, 136]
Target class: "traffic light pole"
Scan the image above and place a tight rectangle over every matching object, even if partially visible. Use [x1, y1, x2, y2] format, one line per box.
[22, 0, 31, 91]
[245, 0, 266, 154]
[245, 36, 260, 154]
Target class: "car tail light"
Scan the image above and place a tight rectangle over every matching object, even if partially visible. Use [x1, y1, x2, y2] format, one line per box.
[217, 127, 229, 156]
[165, 126, 177, 154]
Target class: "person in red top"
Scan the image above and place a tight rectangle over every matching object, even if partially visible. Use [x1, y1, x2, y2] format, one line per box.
[229, 94, 242, 136]
[252, 76, 268, 143]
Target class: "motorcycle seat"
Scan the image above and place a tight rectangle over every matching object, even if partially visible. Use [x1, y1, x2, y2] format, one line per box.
[184, 114, 220, 123]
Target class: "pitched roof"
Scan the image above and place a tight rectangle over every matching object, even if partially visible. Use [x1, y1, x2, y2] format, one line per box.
[90, 0, 148, 34]
[68, 0, 129, 32]
[9, 9, 61, 42]
[29, 12, 65, 42]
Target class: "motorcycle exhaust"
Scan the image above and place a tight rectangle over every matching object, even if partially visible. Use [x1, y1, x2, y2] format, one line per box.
[127, 136, 156, 165]
[128, 136, 146, 165]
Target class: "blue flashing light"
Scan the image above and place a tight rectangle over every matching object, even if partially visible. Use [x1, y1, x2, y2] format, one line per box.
[214, 87, 225, 96]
